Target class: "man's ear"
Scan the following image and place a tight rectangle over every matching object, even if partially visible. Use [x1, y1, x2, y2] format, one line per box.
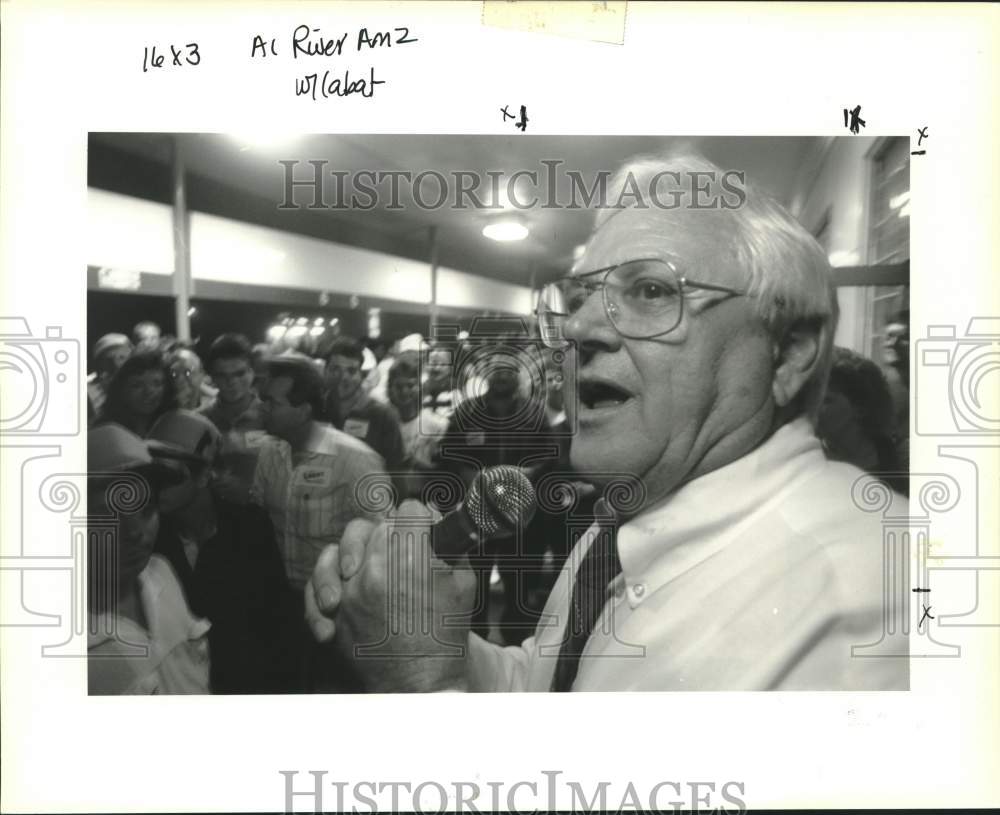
[772, 320, 825, 409]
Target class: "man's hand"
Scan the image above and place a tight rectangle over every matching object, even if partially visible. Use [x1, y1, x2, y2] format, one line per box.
[305, 500, 476, 693]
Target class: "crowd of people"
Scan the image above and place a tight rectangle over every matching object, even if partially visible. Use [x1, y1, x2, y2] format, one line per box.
[86, 319, 581, 693]
[86, 155, 911, 695]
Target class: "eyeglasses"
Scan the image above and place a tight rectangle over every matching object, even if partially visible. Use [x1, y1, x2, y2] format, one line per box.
[536, 257, 748, 349]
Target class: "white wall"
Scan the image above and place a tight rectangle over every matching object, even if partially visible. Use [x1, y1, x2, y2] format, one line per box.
[87, 188, 533, 315]
[188, 210, 434, 303]
[789, 139, 877, 354]
[437, 267, 534, 314]
[87, 188, 175, 276]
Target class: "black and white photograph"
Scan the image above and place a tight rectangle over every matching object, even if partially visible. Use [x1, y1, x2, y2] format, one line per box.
[2, 3, 997, 813]
[84, 133, 911, 695]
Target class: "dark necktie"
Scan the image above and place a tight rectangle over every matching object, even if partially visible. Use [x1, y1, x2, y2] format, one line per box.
[550, 500, 622, 692]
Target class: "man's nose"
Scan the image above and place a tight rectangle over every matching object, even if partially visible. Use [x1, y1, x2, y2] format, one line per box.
[562, 290, 621, 360]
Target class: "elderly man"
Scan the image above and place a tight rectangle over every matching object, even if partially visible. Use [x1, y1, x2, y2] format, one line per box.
[306, 154, 907, 692]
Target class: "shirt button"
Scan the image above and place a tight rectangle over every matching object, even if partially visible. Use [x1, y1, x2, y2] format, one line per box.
[632, 583, 645, 598]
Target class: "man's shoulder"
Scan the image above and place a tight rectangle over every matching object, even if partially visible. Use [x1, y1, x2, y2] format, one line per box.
[771, 458, 906, 607]
[312, 424, 385, 465]
[253, 433, 286, 461]
[781, 457, 906, 536]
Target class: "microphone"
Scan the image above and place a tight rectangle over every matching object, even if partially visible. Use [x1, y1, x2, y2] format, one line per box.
[431, 465, 538, 565]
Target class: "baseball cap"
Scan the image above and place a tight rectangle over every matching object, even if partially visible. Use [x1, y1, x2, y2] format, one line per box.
[147, 410, 222, 466]
[88, 423, 184, 487]
[398, 333, 424, 354]
[92, 333, 132, 360]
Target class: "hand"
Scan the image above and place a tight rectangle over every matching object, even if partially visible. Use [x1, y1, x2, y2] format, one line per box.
[305, 500, 476, 693]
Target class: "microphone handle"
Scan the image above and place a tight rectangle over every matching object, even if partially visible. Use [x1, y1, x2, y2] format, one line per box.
[431, 506, 482, 566]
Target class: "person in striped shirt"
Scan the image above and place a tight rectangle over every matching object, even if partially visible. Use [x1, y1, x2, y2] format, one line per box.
[253, 354, 388, 690]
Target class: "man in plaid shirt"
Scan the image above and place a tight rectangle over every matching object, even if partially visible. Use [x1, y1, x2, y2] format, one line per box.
[253, 355, 387, 592]
[253, 355, 387, 690]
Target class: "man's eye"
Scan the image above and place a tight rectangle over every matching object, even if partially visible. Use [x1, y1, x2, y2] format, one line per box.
[627, 279, 679, 301]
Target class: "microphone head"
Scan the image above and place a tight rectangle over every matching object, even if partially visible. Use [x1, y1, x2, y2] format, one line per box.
[466, 465, 537, 537]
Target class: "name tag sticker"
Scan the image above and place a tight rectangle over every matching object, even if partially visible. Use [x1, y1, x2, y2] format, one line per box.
[244, 430, 268, 448]
[343, 418, 370, 439]
[295, 468, 332, 488]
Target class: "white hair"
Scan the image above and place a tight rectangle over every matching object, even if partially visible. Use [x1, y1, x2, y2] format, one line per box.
[597, 152, 839, 422]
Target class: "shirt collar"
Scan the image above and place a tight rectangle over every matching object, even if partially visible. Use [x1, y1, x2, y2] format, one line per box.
[616, 418, 826, 594]
[275, 421, 342, 461]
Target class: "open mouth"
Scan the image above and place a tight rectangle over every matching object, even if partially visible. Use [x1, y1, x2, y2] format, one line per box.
[578, 379, 633, 411]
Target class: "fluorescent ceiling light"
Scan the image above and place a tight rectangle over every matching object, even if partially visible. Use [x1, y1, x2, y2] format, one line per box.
[483, 219, 529, 242]
[231, 132, 298, 150]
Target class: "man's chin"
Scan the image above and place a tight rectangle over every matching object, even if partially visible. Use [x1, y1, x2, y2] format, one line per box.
[570, 434, 643, 482]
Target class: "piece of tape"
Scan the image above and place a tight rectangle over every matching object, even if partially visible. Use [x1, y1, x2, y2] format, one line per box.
[482, 0, 627, 46]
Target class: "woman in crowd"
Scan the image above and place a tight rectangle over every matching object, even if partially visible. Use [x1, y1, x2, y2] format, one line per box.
[97, 348, 179, 437]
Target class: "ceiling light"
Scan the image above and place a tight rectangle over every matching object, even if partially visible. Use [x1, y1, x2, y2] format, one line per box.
[483, 218, 529, 242]
[231, 132, 298, 150]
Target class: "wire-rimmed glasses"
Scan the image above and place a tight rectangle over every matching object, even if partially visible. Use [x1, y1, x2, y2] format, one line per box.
[536, 257, 747, 349]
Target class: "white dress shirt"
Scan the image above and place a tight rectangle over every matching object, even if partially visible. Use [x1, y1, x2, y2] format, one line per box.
[88, 555, 211, 695]
[467, 418, 908, 691]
